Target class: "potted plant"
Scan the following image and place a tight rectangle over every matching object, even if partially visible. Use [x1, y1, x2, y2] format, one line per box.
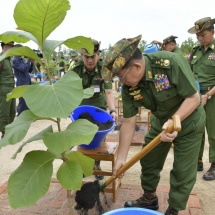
[0, 0, 98, 213]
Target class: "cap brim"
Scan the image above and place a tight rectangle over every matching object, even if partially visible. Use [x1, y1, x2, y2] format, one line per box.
[188, 26, 199, 34]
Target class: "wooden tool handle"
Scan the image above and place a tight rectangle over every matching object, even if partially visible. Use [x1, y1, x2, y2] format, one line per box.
[100, 115, 181, 191]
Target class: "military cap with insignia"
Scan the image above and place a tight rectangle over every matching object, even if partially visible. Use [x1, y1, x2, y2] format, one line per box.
[78, 39, 101, 56]
[163, 35, 178, 45]
[188, 17, 215, 34]
[102, 35, 142, 81]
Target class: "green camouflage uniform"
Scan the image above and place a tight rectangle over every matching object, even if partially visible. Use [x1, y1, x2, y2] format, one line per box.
[188, 17, 215, 163]
[0, 55, 16, 135]
[188, 33, 215, 163]
[71, 60, 112, 110]
[102, 35, 206, 211]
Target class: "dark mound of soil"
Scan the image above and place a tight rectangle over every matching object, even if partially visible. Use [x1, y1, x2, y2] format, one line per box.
[78, 112, 113, 130]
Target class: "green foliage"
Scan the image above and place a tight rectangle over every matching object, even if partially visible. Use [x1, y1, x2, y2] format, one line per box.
[180, 37, 199, 56]
[138, 39, 147, 53]
[8, 150, 56, 208]
[0, 0, 97, 209]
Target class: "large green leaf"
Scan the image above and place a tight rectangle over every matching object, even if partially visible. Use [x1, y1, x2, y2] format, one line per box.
[57, 160, 82, 190]
[65, 151, 94, 177]
[14, 0, 71, 47]
[83, 87, 94, 99]
[9, 71, 84, 118]
[63, 36, 94, 54]
[7, 85, 28, 101]
[0, 30, 34, 43]
[0, 110, 40, 149]
[8, 150, 56, 208]
[43, 119, 98, 153]
[43, 37, 93, 63]
[11, 126, 53, 159]
[0, 46, 43, 65]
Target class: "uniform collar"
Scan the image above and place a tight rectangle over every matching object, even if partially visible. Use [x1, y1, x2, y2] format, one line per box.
[83, 64, 99, 74]
[144, 56, 154, 82]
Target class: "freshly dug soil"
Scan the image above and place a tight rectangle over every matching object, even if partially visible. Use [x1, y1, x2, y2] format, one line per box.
[78, 112, 113, 130]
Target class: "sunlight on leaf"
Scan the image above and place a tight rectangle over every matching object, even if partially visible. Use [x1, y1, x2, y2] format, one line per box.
[0, 30, 37, 44]
[57, 160, 82, 190]
[43, 119, 98, 153]
[8, 150, 56, 208]
[14, 0, 71, 47]
[0, 46, 42, 65]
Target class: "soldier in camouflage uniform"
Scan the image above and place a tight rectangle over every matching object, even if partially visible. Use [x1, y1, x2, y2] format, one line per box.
[70, 39, 117, 180]
[187, 17, 215, 179]
[153, 35, 181, 54]
[0, 41, 16, 138]
[102, 35, 205, 215]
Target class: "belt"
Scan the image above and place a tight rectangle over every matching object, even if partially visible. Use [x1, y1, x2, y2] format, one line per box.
[200, 86, 214, 91]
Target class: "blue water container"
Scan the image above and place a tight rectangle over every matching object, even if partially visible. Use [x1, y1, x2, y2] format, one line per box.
[195, 80, 200, 92]
[144, 43, 159, 54]
[103, 208, 163, 215]
[70, 105, 115, 149]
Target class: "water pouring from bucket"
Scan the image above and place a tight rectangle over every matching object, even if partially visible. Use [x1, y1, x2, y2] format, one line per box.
[70, 105, 115, 149]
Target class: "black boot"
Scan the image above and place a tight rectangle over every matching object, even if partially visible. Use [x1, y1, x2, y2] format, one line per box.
[165, 206, 178, 215]
[203, 163, 215, 181]
[124, 190, 159, 210]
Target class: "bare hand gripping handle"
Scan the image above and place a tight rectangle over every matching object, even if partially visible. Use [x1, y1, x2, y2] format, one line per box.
[100, 115, 181, 191]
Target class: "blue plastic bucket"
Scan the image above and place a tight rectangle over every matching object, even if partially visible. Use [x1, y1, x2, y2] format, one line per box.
[144, 43, 159, 54]
[70, 105, 115, 149]
[103, 208, 163, 215]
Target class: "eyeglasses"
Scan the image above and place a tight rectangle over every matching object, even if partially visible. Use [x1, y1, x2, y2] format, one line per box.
[118, 67, 131, 81]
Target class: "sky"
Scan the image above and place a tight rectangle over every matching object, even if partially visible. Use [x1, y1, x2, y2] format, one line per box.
[0, 0, 215, 50]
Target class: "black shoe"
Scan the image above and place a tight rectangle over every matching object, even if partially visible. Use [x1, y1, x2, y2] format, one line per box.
[197, 160, 203, 171]
[203, 163, 215, 181]
[124, 192, 159, 210]
[165, 206, 178, 215]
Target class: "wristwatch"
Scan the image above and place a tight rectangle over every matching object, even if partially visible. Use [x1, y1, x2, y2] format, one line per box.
[206, 92, 212, 99]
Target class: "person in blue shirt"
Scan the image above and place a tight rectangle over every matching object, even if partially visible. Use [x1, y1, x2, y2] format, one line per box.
[12, 44, 34, 116]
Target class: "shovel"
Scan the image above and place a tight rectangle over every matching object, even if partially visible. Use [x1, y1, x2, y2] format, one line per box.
[75, 115, 181, 212]
[99, 114, 181, 191]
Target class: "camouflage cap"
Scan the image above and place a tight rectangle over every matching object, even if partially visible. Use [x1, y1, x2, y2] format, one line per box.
[102, 35, 142, 81]
[78, 39, 101, 56]
[188, 17, 215, 34]
[163, 35, 178, 45]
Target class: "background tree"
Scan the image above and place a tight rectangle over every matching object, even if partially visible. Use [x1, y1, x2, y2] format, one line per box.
[180, 37, 199, 56]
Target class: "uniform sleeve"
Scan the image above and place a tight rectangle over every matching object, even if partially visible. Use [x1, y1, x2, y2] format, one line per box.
[171, 54, 197, 98]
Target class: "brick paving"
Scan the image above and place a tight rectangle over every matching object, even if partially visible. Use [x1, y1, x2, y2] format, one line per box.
[0, 111, 203, 215]
[0, 178, 202, 215]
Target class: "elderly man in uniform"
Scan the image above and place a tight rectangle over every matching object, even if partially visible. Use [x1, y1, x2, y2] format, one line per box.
[0, 41, 16, 138]
[153, 35, 181, 53]
[101, 35, 205, 215]
[187, 17, 215, 179]
[70, 39, 117, 180]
